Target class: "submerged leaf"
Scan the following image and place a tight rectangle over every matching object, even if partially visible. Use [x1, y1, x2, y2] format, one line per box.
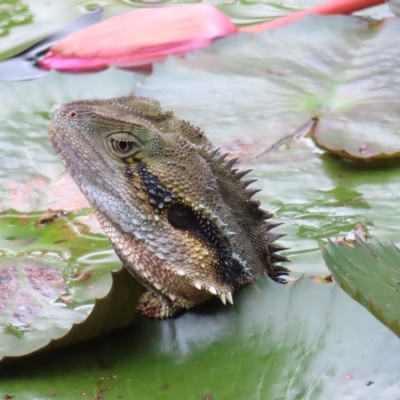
[321, 236, 400, 337]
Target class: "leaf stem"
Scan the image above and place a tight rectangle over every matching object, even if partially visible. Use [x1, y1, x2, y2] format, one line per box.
[240, 0, 385, 33]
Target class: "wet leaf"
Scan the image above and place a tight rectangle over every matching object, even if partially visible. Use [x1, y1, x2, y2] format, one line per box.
[322, 237, 400, 337]
[0, 0, 82, 60]
[0, 211, 141, 360]
[135, 15, 400, 160]
[0, 68, 143, 213]
[1, 276, 400, 398]
[389, 0, 400, 17]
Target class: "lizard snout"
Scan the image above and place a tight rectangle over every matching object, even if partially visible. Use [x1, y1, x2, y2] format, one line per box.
[48, 105, 69, 141]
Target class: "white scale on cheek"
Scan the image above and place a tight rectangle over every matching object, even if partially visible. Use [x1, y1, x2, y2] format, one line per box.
[133, 230, 146, 240]
[155, 252, 168, 260]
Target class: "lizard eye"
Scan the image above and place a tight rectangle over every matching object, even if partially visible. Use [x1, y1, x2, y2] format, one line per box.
[111, 139, 134, 154]
[168, 204, 197, 231]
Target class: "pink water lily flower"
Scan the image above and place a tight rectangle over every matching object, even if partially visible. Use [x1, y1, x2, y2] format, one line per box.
[39, 0, 384, 72]
[39, 4, 237, 72]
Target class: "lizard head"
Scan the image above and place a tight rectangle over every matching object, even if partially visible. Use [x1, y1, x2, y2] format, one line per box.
[49, 96, 288, 318]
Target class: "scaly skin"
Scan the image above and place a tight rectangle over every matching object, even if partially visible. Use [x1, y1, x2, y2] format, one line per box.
[48, 96, 289, 318]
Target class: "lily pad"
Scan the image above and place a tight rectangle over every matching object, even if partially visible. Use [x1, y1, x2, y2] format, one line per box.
[135, 14, 400, 160]
[389, 0, 400, 17]
[0, 68, 143, 213]
[0, 70, 145, 359]
[1, 276, 400, 398]
[321, 236, 400, 338]
[0, 210, 141, 360]
[0, 0, 82, 60]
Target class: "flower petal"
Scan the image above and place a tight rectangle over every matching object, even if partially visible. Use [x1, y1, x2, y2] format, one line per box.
[39, 4, 237, 72]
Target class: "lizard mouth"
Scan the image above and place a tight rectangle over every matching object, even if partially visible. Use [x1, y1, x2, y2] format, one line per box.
[48, 105, 62, 140]
[48, 124, 56, 140]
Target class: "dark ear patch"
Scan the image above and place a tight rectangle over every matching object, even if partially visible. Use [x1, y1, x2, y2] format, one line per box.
[168, 204, 197, 231]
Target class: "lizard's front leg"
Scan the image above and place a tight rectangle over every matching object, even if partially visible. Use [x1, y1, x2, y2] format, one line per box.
[137, 291, 191, 319]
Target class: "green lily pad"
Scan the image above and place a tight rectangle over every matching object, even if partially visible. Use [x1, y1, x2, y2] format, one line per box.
[0, 0, 82, 60]
[134, 15, 400, 160]
[0, 68, 143, 213]
[0, 0, 140, 60]
[321, 237, 400, 338]
[1, 276, 400, 398]
[0, 69, 145, 359]
[0, 210, 141, 360]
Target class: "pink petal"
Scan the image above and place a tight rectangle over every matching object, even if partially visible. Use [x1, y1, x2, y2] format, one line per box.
[39, 4, 236, 72]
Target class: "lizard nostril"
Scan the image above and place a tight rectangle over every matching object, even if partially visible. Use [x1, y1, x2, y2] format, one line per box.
[68, 110, 77, 118]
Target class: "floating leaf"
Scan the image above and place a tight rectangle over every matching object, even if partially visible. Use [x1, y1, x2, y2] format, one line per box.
[135, 15, 400, 160]
[0, 68, 143, 213]
[0, 211, 141, 360]
[0, 0, 82, 60]
[389, 0, 400, 17]
[322, 236, 400, 337]
[0, 69, 144, 359]
[1, 276, 400, 398]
